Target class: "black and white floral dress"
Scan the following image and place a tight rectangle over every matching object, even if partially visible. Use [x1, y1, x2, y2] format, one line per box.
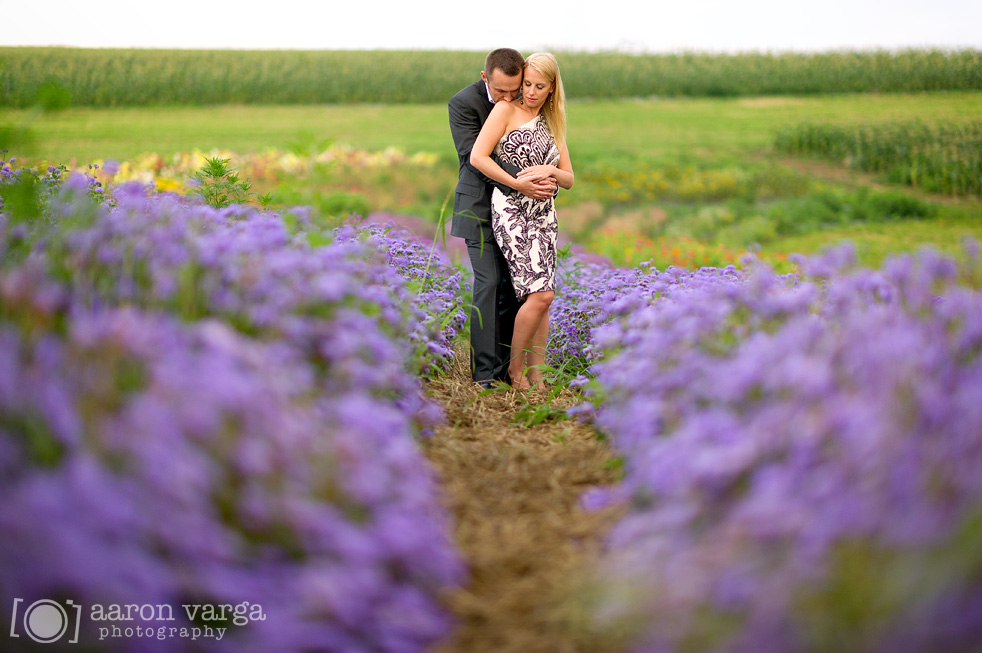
[491, 114, 560, 300]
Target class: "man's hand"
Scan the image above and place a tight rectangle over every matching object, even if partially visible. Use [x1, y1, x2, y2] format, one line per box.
[514, 167, 559, 200]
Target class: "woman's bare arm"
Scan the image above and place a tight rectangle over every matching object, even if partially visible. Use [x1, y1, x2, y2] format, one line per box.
[470, 103, 555, 198]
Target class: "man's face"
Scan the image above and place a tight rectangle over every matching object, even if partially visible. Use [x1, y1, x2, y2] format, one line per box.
[481, 68, 522, 103]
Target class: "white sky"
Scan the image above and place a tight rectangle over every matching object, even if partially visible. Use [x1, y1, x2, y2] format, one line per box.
[2, 0, 980, 53]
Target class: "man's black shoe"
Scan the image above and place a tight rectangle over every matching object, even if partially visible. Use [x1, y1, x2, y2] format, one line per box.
[477, 369, 511, 390]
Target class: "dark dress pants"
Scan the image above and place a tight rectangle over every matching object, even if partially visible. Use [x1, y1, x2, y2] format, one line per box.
[466, 237, 519, 382]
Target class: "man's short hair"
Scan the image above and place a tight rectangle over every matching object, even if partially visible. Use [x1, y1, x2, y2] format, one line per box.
[484, 48, 524, 78]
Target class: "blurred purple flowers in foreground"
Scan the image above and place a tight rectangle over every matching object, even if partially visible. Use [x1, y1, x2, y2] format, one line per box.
[0, 171, 466, 651]
[571, 244, 982, 652]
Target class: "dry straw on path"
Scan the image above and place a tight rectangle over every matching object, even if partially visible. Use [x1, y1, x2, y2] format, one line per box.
[423, 347, 624, 653]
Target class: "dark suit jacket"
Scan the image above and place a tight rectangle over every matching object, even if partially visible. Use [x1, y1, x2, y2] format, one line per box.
[448, 80, 521, 241]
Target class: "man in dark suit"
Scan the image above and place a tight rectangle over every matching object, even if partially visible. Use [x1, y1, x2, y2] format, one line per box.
[449, 48, 557, 388]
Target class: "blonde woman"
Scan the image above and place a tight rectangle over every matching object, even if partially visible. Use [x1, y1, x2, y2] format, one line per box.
[470, 52, 574, 390]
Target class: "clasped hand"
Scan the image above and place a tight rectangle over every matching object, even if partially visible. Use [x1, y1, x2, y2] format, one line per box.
[515, 166, 558, 200]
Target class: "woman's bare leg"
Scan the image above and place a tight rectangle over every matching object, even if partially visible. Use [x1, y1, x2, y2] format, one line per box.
[526, 312, 550, 390]
[508, 290, 554, 390]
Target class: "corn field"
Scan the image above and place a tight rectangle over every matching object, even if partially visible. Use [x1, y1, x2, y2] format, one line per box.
[775, 120, 982, 196]
[2, 47, 981, 107]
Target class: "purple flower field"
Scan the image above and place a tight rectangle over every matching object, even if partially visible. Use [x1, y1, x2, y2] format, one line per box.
[0, 168, 467, 651]
[4, 159, 982, 651]
[570, 245, 982, 652]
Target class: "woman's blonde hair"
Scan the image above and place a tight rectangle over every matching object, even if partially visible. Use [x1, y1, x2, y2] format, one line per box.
[525, 52, 566, 149]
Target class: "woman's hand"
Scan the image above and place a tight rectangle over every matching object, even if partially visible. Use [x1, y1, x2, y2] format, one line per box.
[516, 165, 556, 181]
[516, 165, 559, 198]
[514, 175, 558, 199]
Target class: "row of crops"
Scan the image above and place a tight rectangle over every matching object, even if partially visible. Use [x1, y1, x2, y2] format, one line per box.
[0, 160, 469, 650]
[551, 245, 982, 652]
[776, 119, 982, 196]
[2, 47, 981, 107]
[2, 159, 982, 650]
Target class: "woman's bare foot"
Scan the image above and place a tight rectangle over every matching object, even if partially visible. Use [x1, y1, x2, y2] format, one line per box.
[509, 367, 531, 390]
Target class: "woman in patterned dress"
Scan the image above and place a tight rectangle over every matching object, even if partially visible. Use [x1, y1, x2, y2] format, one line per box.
[470, 53, 574, 390]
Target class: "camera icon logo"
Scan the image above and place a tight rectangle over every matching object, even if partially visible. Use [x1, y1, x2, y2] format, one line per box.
[9, 598, 82, 644]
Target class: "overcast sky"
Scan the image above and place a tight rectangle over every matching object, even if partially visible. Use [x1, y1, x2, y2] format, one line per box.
[2, 0, 980, 53]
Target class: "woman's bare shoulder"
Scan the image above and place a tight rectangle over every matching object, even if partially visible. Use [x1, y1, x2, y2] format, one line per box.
[492, 100, 531, 132]
[489, 99, 520, 118]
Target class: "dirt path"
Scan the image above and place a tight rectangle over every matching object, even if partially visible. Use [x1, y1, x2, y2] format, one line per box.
[422, 351, 623, 653]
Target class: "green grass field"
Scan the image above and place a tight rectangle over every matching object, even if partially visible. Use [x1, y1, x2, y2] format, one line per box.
[8, 92, 982, 165]
[4, 92, 981, 268]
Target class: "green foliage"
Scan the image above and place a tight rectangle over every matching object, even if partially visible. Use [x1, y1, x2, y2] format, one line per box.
[287, 131, 335, 159]
[0, 412, 65, 468]
[36, 79, 72, 112]
[2, 47, 980, 108]
[0, 168, 43, 221]
[0, 159, 100, 222]
[601, 456, 624, 479]
[0, 158, 106, 270]
[766, 186, 938, 232]
[272, 187, 370, 220]
[312, 192, 370, 218]
[655, 187, 939, 249]
[0, 122, 37, 154]
[775, 120, 982, 195]
[569, 163, 814, 208]
[190, 156, 271, 209]
[793, 512, 982, 651]
[515, 395, 572, 428]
